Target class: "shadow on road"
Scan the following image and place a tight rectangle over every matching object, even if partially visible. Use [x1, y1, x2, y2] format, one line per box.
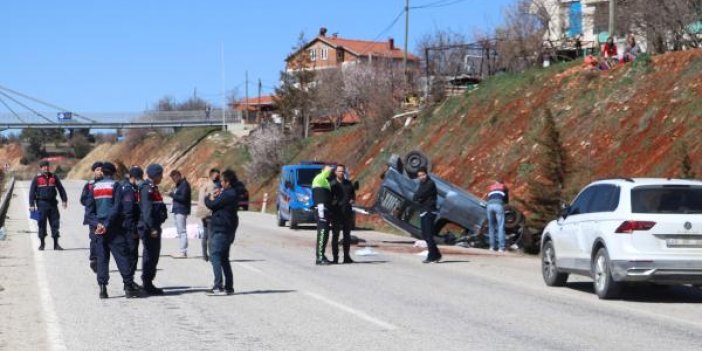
[230, 259, 266, 263]
[565, 282, 702, 302]
[163, 286, 214, 296]
[234, 289, 296, 296]
[56, 248, 89, 252]
[381, 240, 415, 245]
[350, 260, 389, 264]
[436, 260, 471, 264]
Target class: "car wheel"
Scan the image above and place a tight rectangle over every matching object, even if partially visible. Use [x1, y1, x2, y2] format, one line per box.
[289, 210, 299, 229]
[403, 150, 430, 179]
[592, 247, 622, 299]
[503, 205, 523, 230]
[277, 209, 286, 227]
[542, 240, 568, 286]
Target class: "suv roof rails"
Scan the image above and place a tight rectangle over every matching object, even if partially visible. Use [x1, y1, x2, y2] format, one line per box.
[596, 177, 635, 183]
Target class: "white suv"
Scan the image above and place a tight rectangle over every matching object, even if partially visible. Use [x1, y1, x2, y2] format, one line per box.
[540, 178, 702, 299]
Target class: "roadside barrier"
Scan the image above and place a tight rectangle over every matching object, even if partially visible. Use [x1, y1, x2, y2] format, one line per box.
[0, 176, 16, 238]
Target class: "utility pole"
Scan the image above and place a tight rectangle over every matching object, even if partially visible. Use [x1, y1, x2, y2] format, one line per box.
[609, 0, 616, 38]
[220, 42, 226, 131]
[403, 0, 409, 75]
[245, 71, 249, 124]
[257, 78, 262, 125]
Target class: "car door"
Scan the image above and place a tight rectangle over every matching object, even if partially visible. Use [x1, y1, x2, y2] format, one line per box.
[552, 186, 596, 270]
[573, 184, 620, 271]
[279, 169, 292, 219]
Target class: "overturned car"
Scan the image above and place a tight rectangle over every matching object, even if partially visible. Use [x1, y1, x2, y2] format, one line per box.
[372, 151, 537, 251]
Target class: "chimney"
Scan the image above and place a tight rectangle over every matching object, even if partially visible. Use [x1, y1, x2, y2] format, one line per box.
[388, 37, 395, 50]
[319, 27, 328, 37]
[332, 32, 338, 39]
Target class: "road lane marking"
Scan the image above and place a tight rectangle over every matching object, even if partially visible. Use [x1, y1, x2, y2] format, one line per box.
[20, 186, 68, 351]
[236, 262, 398, 330]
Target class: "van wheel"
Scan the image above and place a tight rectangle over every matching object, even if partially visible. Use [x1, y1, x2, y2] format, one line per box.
[289, 210, 299, 229]
[592, 247, 622, 299]
[277, 209, 286, 227]
[542, 240, 568, 286]
[404, 151, 430, 179]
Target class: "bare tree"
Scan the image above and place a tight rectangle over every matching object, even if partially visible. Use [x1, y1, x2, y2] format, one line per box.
[313, 68, 347, 130]
[494, 0, 549, 72]
[617, 0, 702, 53]
[245, 125, 292, 179]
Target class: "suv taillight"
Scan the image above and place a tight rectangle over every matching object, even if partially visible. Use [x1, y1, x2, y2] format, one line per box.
[615, 221, 656, 234]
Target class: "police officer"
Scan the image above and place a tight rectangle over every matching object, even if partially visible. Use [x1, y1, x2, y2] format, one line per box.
[29, 160, 68, 251]
[312, 165, 334, 265]
[330, 164, 355, 264]
[91, 162, 142, 299]
[115, 166, 144, 281]
[80, 161, 103, 272]
[138, 163, 168, 295]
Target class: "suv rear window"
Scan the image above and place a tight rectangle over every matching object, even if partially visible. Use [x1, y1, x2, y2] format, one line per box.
[297, 168, 322, 187]
[631, 185, 702, 214]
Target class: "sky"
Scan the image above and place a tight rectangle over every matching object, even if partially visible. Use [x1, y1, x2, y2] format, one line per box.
[0, 0, 515, 115]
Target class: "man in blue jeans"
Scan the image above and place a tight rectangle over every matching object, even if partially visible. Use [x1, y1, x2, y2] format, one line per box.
[204, 169, 240, 296]
[169, 170, 191, 258]
[485, 179, 509, 253]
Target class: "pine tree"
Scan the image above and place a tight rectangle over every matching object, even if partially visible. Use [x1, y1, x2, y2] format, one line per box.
[519, 109, 569, 232]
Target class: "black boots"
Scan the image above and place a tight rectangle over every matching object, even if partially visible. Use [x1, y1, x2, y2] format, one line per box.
[38, 239, 45, 251]
[99, 284, 108, 299]
[315, 257, 332, 265]
[343, 257, 355, 264]
[124, 283, 145, 298]
[143, 282, 164, 295]
[53, 239, 63, 251]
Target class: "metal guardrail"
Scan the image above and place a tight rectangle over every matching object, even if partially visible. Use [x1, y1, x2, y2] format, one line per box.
[0, 177, 16, 233]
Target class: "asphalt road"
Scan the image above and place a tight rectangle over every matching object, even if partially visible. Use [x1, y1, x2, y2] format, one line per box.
[2, 180, 702, 350]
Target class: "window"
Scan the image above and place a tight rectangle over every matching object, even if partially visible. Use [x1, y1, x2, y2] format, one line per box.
[296, 168, 321, 187]
[631, 186, 702, 214]
[337, 48, 345, 62]
[321, 48, 329, 60]
[589, 185, 620, 213]
[569, 186, 596, 215]
[309, 48, 317, 61]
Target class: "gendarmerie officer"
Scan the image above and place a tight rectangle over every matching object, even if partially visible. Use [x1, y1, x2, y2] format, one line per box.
[330, 164, 355, 264]
[138, 163, 168, 295]
[29, 160, 68, 251]
[115, 166, 144, 281]
[312, 165, 334, 265]
[80, 161, 103, 272]
[91, 162, 143, 299]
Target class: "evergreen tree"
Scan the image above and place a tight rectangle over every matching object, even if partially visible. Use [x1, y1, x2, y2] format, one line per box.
[519, 109, 569, 232]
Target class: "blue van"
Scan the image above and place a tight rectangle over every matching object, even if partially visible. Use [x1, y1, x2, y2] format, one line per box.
[276, 162, 326, 228]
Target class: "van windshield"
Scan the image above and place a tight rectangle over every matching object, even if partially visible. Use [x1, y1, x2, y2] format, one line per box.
[631, 185, 702, 214]
[297, 168, 322, 187]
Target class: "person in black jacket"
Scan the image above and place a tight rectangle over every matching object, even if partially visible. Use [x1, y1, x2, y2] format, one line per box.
[29, 160, 68, 251]
[330, 164, 355, 264]
[204, 169, 240, 296]
[169, 170, 192, 258]
[80, 161, 103, 272]
[413, 166, 442, 263]
[138, 163, 168, 295]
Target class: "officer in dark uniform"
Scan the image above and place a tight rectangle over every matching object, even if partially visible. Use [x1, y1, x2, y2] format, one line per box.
[29, 160, 68, 251]
[80, 161, 103, 272]
[330, 164, 356, 264]
[90, 162, 143, 299]
[115, 166, 143, 281]
[138, 163, 168, 295]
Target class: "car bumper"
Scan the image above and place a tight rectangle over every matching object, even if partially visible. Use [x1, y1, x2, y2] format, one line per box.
[292, 208, 316, 223]
[611, 260, 702, 284]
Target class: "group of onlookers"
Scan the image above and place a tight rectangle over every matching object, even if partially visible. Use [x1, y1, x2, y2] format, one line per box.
[584, 34, 641, 71]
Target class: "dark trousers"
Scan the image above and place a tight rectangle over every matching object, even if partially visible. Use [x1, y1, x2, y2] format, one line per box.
[315, 209, 331, 260]
[201, 217, 212, 259]
[210, 232, 234, 290]
[420, 212, 441, 260]
[138, 226, 161, 284]
[96, 230, 134, 286]
[331, 209, 352, 260]
[37, 203, 60, 240]
[125, 229, 140, 277]
[88, 226, 97, 261]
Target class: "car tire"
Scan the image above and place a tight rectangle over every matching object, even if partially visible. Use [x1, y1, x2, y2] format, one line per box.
[503, 205, 523, 230]
[541, 240, 568, 286]
[387, 154, 404, 173]
[277, 209, 286, 227]
[289, 210, 299, 230]
[592, 247, 622, 299]
[404, 150, 430, 179]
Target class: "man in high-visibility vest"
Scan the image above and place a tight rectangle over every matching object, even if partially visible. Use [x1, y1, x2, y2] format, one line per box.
[312, 165, 333, 265]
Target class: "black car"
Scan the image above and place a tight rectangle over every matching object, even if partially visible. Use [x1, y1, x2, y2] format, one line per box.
[372, 151, 535, 251]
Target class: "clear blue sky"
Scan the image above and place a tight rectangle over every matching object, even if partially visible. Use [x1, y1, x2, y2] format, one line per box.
[0, 0, 514, 114]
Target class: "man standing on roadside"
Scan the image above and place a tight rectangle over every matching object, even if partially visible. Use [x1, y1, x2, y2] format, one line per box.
[116, 166, 144, 280]
[414, 166, 442, 263]
[312, 165, 334, 265]
[138, 163, 168, 295]
[196, 168, 220, 261]
[169, 170, 191, 258]
[330, 164, 355, 264]
[80, 161, 103, 272]
[485, 179, 509, 253]
[29, 160, 68, 251]
[204, 169, 240, 295]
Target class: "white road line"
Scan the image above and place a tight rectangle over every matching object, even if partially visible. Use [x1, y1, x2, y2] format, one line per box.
[20, 186, 67, 351]
[236, 262, 398, 330]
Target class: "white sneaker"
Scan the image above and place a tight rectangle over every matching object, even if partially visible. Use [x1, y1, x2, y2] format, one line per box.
[172, 252, 187, 259]
[498, 249, 506, 254]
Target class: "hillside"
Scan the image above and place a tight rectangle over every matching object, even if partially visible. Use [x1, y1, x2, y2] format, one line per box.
[70, 49, 702, 227]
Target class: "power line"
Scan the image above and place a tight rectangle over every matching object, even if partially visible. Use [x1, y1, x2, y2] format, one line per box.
[0, 90, 55, 124]
[0, 84, 97, 123]
[411, 0, 468, 10]
[0, 95, 26, 123]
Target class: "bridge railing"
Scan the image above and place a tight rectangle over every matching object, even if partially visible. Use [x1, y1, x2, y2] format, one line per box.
[0, 109, 242, 125]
